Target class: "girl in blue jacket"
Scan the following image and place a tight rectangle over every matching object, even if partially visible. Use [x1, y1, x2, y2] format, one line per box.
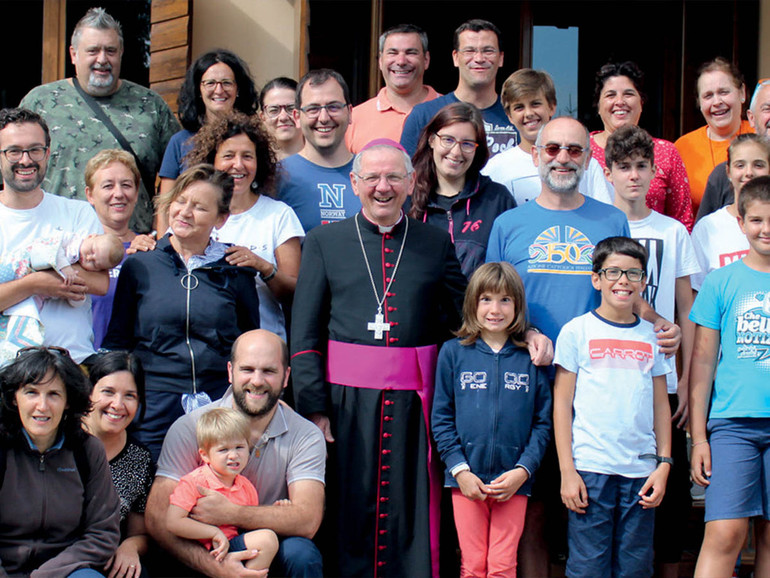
[432, 262, 552, 577]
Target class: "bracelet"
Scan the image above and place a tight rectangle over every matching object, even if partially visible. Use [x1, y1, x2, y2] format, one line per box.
[691, 439, 709, 447]
[260, 264, 277, 282]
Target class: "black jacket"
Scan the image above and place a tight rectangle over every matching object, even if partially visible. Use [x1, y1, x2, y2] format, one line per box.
[103, 236, 260, 395]
[422, 174, 515, 277]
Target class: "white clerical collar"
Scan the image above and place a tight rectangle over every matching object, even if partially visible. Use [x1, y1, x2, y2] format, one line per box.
[360, 210, 404, 234]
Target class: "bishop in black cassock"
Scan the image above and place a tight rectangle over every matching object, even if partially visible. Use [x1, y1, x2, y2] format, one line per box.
[291, 140, 466, 577]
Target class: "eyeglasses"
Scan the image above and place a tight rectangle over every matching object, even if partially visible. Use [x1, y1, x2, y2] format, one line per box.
[458, 47, 499, 59]
[354, 172, 410, 187]
[598, 267, 645, 282]
[299, 102, 348, 118]
[434, 134, 479, 154]
[16, 345, 71, 359]
[200, 79, 236, 91]
[0, 146, 48, 162]
[536, 144, 587, 159]
[263, 104, 296, 118]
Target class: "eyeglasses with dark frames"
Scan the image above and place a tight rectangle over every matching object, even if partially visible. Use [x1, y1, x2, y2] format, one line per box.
[0, 146, 48, 163]
[597, 267, 646, 282]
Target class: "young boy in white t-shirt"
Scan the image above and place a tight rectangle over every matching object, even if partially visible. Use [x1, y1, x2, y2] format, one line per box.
[605, 125, 700, 575]
[554, 236, 672, 578]
[482, 68, 613, 205]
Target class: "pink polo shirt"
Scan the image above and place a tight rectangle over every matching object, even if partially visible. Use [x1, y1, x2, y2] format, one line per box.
[170, 463, 259, 547]
[346, 85, 440, 153]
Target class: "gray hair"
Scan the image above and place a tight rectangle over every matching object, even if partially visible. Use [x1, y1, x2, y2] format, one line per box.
[352, 145, 414, 175]
[71, 7, 123, 50]
[378, 24, 428, 54]
[535, 117, 590, 149]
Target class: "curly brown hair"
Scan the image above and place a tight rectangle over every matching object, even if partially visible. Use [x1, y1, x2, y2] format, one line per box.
[185, 112, 278, 197]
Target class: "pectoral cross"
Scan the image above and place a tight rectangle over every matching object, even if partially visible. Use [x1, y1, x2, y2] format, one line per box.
[367, 312, 391, 340]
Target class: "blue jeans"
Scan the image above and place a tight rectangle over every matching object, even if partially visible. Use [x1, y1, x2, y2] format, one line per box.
[272, 536, 323, 578]
[567, 471, 654, 578]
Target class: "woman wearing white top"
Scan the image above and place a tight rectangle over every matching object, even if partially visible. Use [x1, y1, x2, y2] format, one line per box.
[186, 113, 303, 339]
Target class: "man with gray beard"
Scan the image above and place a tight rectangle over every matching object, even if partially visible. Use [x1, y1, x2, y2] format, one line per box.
[20, 7, 179, 233]
[486, 116, 680, 576]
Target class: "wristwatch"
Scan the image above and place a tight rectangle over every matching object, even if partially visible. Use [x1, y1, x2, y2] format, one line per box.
[639, 453, 673, 465]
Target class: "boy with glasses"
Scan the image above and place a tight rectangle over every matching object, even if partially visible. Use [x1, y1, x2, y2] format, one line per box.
[606, 125, 700, 576]
[554, 236, 672, 578]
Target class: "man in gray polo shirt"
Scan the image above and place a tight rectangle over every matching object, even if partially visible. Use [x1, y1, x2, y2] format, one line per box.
[145, 329, 325, 578]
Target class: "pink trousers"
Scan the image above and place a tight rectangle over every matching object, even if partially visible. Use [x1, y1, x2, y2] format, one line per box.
[452, 489, 528, 578]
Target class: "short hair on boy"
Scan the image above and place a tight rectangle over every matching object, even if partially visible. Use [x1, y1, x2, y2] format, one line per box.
[592, 236, 648, 275]
[456, 262, 528, 346]
[604, 125, 655, 169]
[196, 407, 251, 451]
[738, 174, 770, 217]
[501, 68, 557, 112]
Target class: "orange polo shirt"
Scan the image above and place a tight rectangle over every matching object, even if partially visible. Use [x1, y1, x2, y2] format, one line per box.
[675, 119, 754, 215]
[346, 85, 440, 153]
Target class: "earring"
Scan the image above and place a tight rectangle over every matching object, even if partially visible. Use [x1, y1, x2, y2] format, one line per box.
[251, 180, 258, 191]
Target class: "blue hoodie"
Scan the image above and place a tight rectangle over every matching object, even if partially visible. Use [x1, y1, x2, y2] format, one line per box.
[431, 337, 552, 493]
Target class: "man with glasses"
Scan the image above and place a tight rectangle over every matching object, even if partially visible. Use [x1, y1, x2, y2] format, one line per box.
[698, 78, 770, 220]
[0, 108, 107, 363]
[346, 24, 440, 154]
[20, 7, 179, 233]
[400, 19, 518, 158]
[277, 69, 361, 233]
[487, 116, 680, 576]
[291, 139, 466, 576]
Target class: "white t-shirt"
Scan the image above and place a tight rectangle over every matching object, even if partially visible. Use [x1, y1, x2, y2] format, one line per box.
[212, 195, 304, 339]
[690, 206, 748, 291]
[0, 193, 102, 362]
[629, 211, 701, 392]
[554, 311, 671, 477]
[482, 145, 614, 205]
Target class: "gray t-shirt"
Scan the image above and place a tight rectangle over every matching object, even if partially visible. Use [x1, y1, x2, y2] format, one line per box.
[20, 79, 180, 233]
[156, 388, 325, 506]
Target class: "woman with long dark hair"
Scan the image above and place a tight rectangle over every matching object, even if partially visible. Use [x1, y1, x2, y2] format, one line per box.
[409, 101, 514, 277]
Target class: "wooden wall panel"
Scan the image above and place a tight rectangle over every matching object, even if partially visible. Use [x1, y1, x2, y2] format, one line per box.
[150, 0, 191, 115]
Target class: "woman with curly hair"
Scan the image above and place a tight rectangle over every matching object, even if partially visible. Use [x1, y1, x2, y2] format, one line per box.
[408, 101, 514, 277]
[158, 50, 259, 215]
[186, 112, 303, 339]
[0, 346, 120, 577]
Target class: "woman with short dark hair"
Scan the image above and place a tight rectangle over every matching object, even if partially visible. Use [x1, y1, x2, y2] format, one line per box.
[0, 347, 120, 577]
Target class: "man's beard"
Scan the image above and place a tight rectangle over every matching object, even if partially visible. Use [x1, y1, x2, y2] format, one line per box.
[87, 65, 116, 96]
[233, 384, 281, 418]
[1, 161, 45, 193]
[539, 159, 584, 194]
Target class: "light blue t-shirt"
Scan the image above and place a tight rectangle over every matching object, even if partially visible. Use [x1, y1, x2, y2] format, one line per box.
[400, 92, 518, 158]
[486, 196, 630, 344]
[690, 260, 770, 418]
[277, 155, 360, 233]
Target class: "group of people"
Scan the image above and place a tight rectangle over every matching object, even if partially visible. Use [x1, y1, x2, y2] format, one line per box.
[0, 7, 768, 578]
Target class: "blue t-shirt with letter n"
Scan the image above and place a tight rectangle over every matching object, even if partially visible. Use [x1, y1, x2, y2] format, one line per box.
[277, 155, 360, 233]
